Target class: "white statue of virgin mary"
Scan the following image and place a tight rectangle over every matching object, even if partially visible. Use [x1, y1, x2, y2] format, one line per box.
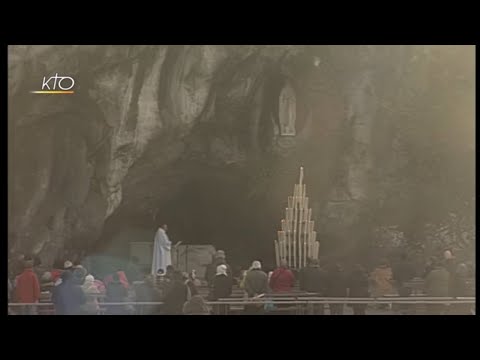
[279, 83, 296, 136]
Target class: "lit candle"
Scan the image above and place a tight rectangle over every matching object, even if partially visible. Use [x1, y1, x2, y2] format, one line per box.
[293, 234, 297, 269]
[274, 240, 280, 267]
[299, 228, 302, 269]
[287, 230, 291, 267]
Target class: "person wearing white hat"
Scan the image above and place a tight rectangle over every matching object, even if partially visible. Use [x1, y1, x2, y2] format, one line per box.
[205, 250, 232, 286]
[211, 264, 233, 315]
[245, 262, 267, 295]
[212, 265, 232, 297]
[81, 275, 101, 315]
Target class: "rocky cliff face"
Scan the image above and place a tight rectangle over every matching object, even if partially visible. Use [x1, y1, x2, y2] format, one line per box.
[8, 45, 475, 266]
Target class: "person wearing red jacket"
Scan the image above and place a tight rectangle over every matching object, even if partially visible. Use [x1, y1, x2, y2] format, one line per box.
[15, 258, 41, 315]
[269, 259, 295, 293]
[50, 269, 63, 283]
[104, 270, 130, 290]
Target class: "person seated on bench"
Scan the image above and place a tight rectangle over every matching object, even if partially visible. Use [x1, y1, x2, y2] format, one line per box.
[424, 258, 450, 315]
[244, 261, 268, 315]
[299, 258, 327, 315]
[211, 265, 233, 315]
[206, 250, 232, 287]
[269, 259, 295, 293]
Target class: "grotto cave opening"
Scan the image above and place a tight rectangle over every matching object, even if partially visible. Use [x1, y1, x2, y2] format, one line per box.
[8, 45, 475, 281]
[94, 165, 287, 272]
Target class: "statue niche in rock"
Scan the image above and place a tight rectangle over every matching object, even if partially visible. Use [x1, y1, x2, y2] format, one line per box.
[279, 82, 296, 136]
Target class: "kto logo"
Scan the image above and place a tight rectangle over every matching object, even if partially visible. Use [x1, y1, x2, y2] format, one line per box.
[31, 73, 75, 94]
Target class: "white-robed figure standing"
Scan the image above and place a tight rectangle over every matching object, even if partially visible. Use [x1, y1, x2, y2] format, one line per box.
[151, 224, 172, 275]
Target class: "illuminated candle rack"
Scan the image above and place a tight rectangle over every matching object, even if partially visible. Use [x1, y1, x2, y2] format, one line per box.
[274, 167, 319, 269]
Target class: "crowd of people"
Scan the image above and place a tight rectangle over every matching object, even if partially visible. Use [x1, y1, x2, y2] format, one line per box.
[8, 248, 474, 315]
[7, 253, 209, 315]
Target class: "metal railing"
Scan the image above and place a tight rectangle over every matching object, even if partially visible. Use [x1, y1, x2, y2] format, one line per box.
[8, 297, 475, 315]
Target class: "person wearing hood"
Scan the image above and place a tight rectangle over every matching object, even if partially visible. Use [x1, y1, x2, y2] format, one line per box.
[52, 271, 86, 315]
[212, 264, 233, 315]
[73, 266, 88, 286]
[81, 275, 101, 315]
[269, 259, 295, 293]
[245, 261, 268, 297]
[244, 261, 268, 315]
[183, 295, 210, 315]
[213, 265, 233, 299]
